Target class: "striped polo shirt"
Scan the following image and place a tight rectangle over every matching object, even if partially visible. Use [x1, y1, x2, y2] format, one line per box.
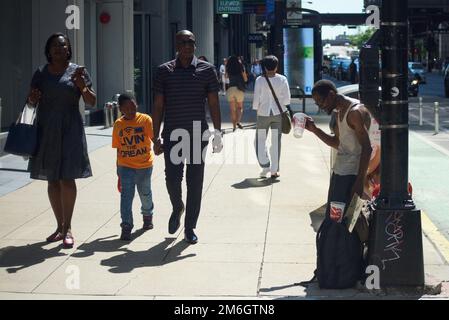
[153, 56, 219, 137]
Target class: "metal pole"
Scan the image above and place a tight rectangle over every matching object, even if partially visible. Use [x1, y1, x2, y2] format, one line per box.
[104, 103, 110, 129]
[419, 97, 423, 126]
[274, 0, 284, 74]
[368, 0, 424, 287]
[378, 4, 410, 206]
[300, 88, 306, 114]
[434, 102, 439, 134]
[109, 104, 114, 127]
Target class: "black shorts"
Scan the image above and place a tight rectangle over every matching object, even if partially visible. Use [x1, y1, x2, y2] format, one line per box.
[325, 173, 357, 219]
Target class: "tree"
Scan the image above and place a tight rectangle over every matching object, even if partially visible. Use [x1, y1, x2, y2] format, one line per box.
[348, 28, 376, 49]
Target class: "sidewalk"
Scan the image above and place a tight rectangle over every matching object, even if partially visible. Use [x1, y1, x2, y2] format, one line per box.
[0, 94, 448, 299]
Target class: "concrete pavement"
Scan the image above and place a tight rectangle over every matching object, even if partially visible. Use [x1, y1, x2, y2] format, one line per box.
[0, 94, 449, 300]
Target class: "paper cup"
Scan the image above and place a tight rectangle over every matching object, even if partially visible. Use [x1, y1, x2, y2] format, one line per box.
[293, 113, 306, 138]
[330, 201, 345, 223]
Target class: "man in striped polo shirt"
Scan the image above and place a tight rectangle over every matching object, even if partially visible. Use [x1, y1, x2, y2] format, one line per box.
[152, 30, 222, 244]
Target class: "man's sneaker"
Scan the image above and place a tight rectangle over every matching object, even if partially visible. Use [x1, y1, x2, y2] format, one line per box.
[168, 203, 185, 234]
[184, 228, 198, 245]
[120, 224, 132, 241]
[259, 167, 270, 178]
[143, 215, 153, 230]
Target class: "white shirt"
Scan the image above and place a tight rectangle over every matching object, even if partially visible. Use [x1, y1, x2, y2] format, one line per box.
[252, 74, 291, 116]
[219, 64, 229, 84]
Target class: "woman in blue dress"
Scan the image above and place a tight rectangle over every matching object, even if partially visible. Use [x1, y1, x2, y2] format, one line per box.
[27, 33, 96, 248]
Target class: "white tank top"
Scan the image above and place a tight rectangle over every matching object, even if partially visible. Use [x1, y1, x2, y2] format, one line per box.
[333, 103, 362, 176]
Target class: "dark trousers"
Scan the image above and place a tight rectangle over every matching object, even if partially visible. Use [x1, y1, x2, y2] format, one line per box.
[163, 136, 209, 230]
[325, 173, 357, 220]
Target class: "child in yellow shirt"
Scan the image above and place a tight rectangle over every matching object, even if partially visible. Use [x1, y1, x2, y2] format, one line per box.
[112, 93, 155, 240]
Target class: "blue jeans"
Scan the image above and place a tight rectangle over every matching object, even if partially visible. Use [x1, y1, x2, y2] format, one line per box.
[117, 166, 154, 229]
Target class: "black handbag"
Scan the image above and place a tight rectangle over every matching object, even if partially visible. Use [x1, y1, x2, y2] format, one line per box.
[264, 75, 292, 134]
[4, 105, 38, 157]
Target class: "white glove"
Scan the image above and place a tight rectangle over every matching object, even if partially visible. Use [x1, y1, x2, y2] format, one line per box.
[212, 130, 223, 153]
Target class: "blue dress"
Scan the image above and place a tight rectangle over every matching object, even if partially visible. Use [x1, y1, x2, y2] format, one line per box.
[28, 63, 92, 181]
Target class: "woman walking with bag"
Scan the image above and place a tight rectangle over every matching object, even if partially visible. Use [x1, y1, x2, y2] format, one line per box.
[226, 55, 247, 131]
[252, 55, 291, 179]
[27, 33, 96, 248]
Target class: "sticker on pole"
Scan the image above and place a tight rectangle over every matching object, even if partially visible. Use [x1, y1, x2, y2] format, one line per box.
[391, 87, 399, 97]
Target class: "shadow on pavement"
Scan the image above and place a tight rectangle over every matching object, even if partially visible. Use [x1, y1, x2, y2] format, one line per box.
[71, 229, 147, 259]
[231, 178, 280, 189]
[0, 241, 66, 273]
[99, 237, 193, 274]
[259, 283, 300, 293]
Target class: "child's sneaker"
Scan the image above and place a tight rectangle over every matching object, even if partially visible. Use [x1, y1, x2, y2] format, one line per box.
[143, 215, 153, 230]
[120, 223, 132, 241]
[259, 167, 270, 178]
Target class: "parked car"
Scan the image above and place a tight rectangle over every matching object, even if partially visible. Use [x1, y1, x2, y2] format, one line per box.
[336, 83, 360, 99]
[444, 64, 449, 98]
[408, 62, 426, 84]
[336, 80, 419, 103]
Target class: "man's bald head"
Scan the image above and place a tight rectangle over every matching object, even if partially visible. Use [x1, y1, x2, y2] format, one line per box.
[176, 30, 195, 39]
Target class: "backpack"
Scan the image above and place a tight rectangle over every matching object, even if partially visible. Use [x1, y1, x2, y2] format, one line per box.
[314, 217, 364, 289]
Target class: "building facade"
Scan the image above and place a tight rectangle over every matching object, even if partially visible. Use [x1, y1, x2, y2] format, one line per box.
[0, 0, 217, 132]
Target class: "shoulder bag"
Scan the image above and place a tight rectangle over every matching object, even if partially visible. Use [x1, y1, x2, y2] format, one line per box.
[264, 75, 291, 134]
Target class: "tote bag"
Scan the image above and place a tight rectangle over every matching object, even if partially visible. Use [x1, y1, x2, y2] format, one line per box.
[4, 104, 38, 157]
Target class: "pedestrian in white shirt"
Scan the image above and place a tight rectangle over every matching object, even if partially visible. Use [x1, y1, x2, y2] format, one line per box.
[252, 55, 291, 179]
[219, 58, 228, 95]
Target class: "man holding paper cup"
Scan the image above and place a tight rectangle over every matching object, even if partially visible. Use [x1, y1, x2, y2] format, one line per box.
[305, 80, 372, 222]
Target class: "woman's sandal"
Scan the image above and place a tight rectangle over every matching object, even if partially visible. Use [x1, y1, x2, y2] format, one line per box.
[46, 231, 63, 243]
[63, 233, 74, 248]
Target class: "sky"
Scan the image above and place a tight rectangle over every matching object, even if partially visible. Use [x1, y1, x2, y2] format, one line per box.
[300, 0, 368, 40]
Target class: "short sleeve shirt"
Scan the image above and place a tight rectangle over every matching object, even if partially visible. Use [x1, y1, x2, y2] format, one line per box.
[153, 56, 219, 136]
[112, 113, 154, 169]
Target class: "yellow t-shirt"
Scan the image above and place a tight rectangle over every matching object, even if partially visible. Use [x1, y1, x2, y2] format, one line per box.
[112, 113, 154, 169]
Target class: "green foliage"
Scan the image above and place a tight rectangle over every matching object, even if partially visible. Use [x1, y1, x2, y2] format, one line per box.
[348, 28, 376, 49]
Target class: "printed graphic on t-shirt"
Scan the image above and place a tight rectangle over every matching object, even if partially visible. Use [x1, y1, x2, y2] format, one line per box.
[118, 126, 149, 158]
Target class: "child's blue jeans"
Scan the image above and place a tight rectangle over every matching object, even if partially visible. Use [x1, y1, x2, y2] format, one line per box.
[117, 166, 154, 229]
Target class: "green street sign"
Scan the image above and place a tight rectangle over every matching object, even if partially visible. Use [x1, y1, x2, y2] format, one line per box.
[216, 0, 242, 14]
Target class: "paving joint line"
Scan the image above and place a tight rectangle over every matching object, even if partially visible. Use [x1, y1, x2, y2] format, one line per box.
[30, 209, 121, 293]
[256, 182, 274, 297]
